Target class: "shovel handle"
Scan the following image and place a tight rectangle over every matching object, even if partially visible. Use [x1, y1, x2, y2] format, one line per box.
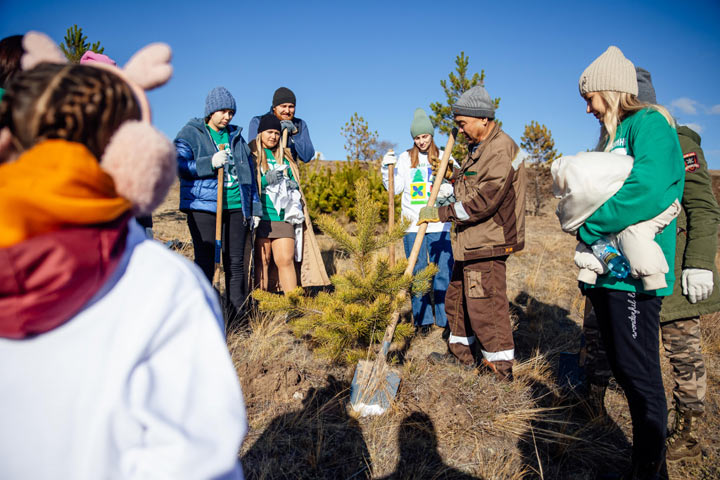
[388, 162, 395, 266]
[212, 166, 225, 288]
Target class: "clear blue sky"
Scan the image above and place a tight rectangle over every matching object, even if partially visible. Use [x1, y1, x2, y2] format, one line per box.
[3, 1, 720, 166]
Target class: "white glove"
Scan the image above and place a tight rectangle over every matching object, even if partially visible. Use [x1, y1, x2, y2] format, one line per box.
[211, 150, 229, 169]
[382, 151, 397, 166]
[574, 242, 608, 275]
[252, 216, 261, 229]
[682, 268, 714, 304]
[435, 182, 456, 207]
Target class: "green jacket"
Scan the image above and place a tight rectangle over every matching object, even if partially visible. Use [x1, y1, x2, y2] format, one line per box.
[660, 126, 720, 322]
[579, 109, 685, 296]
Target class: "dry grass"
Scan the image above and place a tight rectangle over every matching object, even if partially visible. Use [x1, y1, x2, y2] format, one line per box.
[152, 184, 720, 479]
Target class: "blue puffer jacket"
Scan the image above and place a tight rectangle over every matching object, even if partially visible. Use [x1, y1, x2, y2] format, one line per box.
[248, 113, 315, 163]
[175, 118, 262, 219]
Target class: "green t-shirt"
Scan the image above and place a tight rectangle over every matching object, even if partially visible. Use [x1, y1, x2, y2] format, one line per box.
[260, 148, 295, 221]
[207, 125, 243, 210]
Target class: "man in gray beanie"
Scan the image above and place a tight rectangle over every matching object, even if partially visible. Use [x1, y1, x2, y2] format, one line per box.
[419, 85, 526, 380]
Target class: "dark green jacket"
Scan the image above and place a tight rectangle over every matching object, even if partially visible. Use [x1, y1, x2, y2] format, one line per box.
[660, 126, 720, 322]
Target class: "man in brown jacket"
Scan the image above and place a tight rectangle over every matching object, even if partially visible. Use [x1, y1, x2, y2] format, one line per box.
[419, 85, 526, 380]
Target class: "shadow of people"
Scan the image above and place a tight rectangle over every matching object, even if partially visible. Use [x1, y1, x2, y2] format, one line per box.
[241, 375, 372, 479]
[377, 412, 482, 480]
[510, 291, 633, 479]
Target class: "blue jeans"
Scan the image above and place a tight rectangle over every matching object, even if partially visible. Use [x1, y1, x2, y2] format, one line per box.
[402, 231, 453, 327]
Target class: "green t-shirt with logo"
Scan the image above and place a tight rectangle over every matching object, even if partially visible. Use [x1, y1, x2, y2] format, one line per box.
[260, 149, 295, 221]
[207, 125, 243, 210]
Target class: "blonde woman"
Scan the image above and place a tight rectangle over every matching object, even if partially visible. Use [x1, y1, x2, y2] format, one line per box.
[576, 46, 684, 479]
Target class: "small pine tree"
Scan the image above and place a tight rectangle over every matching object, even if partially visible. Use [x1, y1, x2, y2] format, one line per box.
[430, 52, 500, 163]
[60, 25, 105, 64]
[252, 178, 437, 364]
[520, 121, 560, 216]
[341, 113, 379, 162]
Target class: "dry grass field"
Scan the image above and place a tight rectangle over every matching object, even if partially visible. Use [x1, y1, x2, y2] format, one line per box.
[153, 175, 720, 479]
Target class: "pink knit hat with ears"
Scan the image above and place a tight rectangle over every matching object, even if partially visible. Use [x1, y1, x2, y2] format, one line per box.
[20, 32, 175, 216]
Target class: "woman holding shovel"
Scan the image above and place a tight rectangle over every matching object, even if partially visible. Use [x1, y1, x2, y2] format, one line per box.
[381, 108, 455, 335]
[250, 114, 330, 293]
[176, 87, 262, 318]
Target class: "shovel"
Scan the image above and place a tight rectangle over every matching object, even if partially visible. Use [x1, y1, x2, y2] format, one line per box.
[350, 129, 457, 416]
[213, 165, 225, 290]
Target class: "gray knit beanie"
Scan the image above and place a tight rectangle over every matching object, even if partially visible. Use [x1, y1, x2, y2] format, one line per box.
[452, 85, 495, 119]
[579, 46, 638, 96]
[204, 86, 236, 117]
[635, 67, 657, 104]
[410, 108, 434, 138]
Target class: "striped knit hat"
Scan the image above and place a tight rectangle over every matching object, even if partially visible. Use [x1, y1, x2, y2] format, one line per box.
[579, 46, 638, 96]
[452, 85, 495, 119]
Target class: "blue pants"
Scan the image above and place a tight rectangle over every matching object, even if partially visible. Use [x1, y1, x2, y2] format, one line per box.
[402, 231, 453, 327]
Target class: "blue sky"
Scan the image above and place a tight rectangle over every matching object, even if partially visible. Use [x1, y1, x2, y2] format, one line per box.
[3, 1, 720, 167]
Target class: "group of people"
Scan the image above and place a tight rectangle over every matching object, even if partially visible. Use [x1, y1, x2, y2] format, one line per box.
[176, 85, 329, 322]
[0, 28, 718, 480]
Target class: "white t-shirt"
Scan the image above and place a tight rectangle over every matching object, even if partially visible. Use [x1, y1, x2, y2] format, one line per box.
[381, 150, 454, 233]
[0, 221, 247, 480]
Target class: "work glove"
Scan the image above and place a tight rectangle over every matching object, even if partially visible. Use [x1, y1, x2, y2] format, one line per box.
[429, 155, 453, 180]
[252, 216, 261, 229]
[682, 268, 714, 304]
[286, 179, 299, 191]
[281, 120, 298, 135]
[211, 149, 229, 169]
[416, 205, 440, 226]
[382, 151, 397, 166]
[574, 242, 608, 275]
[435, 183, 456, 207]
[264, 168, 285, 185]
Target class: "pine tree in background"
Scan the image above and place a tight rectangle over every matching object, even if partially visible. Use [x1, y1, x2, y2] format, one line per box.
[430, 52, 500, 163]
[521, 120, 560, 215]
[60, 25, 104, 64]
[341, 112, 379, 162]
[252, 178, 438, 364]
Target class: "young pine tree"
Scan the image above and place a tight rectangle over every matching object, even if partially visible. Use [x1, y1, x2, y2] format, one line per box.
[429, 52, 500, 163]
[252, 178, 437, 364]
[60, 25, 104, 64]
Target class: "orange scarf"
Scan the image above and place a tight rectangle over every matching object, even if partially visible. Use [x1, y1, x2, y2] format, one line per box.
[0, 140, 131, 247]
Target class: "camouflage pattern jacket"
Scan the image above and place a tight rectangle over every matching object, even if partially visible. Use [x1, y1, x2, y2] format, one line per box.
[661, 126, 720, 322]
[438, 124, 526, 262]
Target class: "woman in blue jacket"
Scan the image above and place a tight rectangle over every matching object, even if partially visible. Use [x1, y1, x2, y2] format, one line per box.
[175, 87, 262, 318]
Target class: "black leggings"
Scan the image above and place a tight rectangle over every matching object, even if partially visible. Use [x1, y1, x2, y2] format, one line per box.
[586, 288, 666, 472]
[187, 209, 248, 309]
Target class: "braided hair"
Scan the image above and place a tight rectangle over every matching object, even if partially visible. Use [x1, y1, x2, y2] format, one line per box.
[0, 62, 140, 159]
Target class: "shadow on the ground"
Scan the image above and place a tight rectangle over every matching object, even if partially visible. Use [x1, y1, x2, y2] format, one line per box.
[510, 291, 632, 479]
[241, 375, 372, 480]
[376, 411, 482, 480]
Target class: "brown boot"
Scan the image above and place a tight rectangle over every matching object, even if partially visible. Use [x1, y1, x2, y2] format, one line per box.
[482, 359, 513, 381]
[666, 408, 702, 462]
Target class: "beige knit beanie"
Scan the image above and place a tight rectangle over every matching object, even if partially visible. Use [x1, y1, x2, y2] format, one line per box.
[579, 46, 638, 96]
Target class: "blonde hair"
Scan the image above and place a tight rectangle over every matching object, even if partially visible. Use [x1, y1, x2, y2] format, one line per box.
[407, 137, 439, 169]
[592, 91, 675, 152]
[253, 133, 293, 183]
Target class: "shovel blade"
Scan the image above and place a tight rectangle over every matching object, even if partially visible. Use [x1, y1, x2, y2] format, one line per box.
[349, 360, 400, 416]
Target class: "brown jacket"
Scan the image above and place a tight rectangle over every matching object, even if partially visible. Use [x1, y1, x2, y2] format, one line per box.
[438, 124, 526, 261]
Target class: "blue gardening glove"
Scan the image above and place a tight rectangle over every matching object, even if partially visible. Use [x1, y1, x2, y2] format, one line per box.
[281, 120, 298, 135]
[417, 205, 440, 226]
[264, 168, 285, 185]
[286, 179, 299, 191]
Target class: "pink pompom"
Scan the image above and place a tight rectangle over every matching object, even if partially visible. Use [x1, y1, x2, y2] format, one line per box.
[101, 121, 175, 216]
